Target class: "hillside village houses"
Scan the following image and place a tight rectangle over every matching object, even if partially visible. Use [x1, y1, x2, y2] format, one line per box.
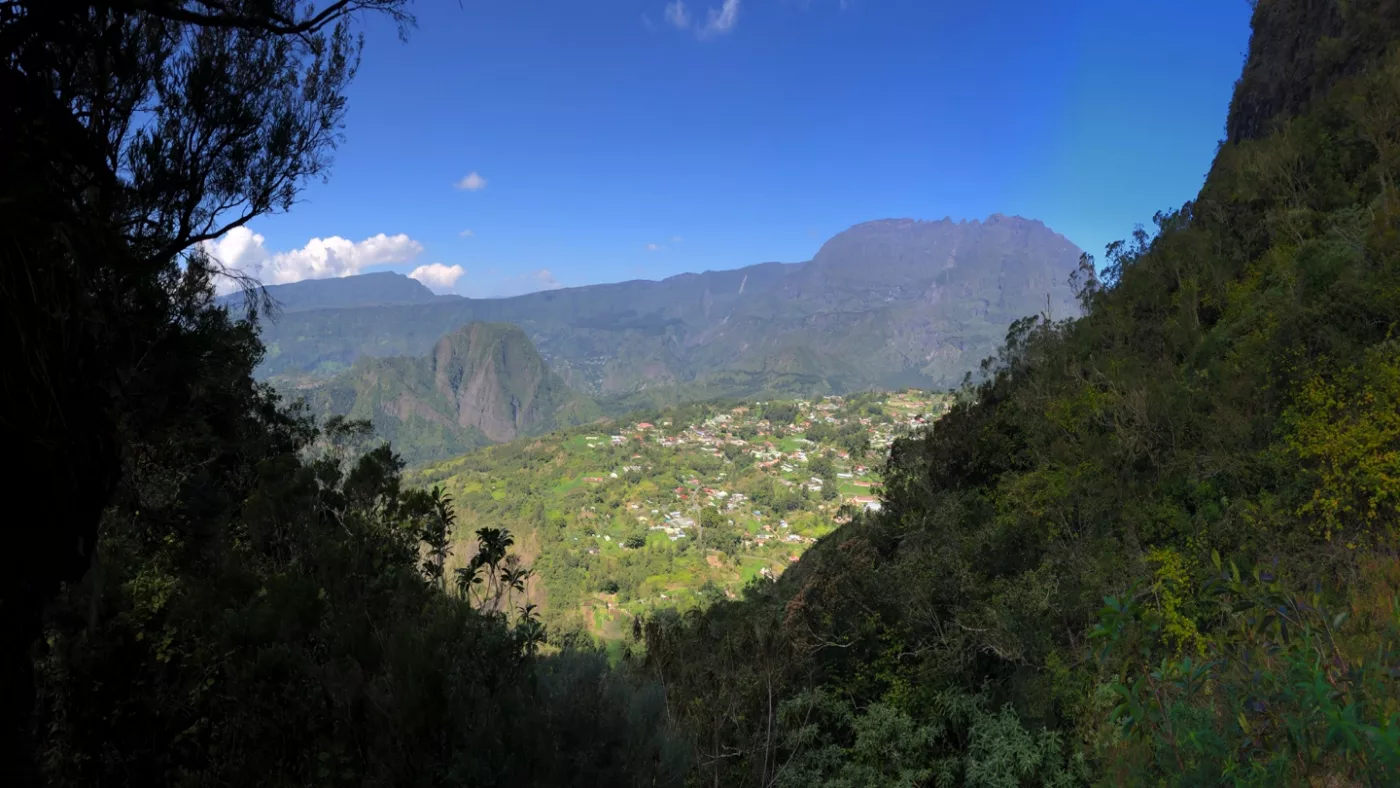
[567, 391, 944, 548]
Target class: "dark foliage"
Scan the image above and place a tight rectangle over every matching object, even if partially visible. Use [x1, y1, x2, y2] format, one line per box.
[2, 2, 685, 784]
[1, 0, 402, 773]
[9, 1, 1400, 786]
[644, 2, 1400, 785]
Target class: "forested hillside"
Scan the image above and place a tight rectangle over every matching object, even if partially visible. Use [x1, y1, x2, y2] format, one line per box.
[641, 2, 1400, 785]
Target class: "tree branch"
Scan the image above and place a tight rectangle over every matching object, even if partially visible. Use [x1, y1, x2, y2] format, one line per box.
[108, 0, 362, 36]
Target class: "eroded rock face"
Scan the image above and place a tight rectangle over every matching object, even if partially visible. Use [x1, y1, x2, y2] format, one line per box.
[430, 322, 569, 443]
[303, 321, 600, 465]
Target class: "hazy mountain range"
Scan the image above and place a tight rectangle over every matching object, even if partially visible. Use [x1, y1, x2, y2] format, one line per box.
[243, 215, 1084, 461]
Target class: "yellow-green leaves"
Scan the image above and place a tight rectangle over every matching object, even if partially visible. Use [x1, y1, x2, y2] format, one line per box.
[1282, 340, 1400, 540]
[1145, 547, 1205, 657]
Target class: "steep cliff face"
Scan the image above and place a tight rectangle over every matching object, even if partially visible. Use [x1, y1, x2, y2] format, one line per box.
[1224, 0, 1400, 144]
[306, 322, 600, 464]
[429, 322, 587, 443]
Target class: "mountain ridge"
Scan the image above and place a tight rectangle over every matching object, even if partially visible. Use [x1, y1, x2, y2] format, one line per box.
[221, 270, 457, 313]
[253, 216, 1083, 399]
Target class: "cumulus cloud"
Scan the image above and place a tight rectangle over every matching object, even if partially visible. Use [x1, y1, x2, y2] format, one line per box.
[459, 228, 475, 237]
[699, 0, 740, 36]
[205, 227, 424, 292]
[664, 0, 690, 28]
[646, 243, 662, 252]
[455, 172, 488, 191]
[671, 235, 684, 243]
[408, 263, 465, 293]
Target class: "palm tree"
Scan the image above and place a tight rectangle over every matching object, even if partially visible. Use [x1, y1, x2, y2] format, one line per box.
[421, 487, 455, 588]
[467, 526, 514, 612]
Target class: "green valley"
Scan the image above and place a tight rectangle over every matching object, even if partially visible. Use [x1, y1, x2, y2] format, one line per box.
[407, 389, 950, 644]
[14, 1, 1400, 786]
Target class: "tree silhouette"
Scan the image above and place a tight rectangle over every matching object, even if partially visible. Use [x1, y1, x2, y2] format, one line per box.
[421, 486, 455, 588]
[0, 0, 411, 777]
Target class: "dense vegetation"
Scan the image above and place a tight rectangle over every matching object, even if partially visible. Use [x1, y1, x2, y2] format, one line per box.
[407, 391, 947, 645]
[639, 4, 1400, 785]
[8, 0, 1400, 786]
[2, 1, 682, 784]
[36, 390, 685, 786]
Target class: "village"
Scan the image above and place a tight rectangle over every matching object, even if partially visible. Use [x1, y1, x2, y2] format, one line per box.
[414, 388, 951, 644]
[571, 389, 948, 570]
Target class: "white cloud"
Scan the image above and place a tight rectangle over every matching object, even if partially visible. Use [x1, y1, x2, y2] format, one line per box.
[667, 0, 739, 38]
[671, 235, 684, 243]
[408, 263, 465, 293]
[646, 243, 662, 251]
[699, 0, 740, 36]
[524, 268, 564, 290]
[459, 228, 475, 237]
[455, 172, 488, 191]
[205, 227, 424, 292]
[664, 0, 690, 28]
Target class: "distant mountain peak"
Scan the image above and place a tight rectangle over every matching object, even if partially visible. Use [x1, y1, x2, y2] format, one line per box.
[263, 215, 1084, 409]
[220, 269, 456, 313]
[810, 215, 1081, 275]
[840, 214, 1054, 235]
[356, 271, 414, 281]
[844, 217, 954, 232]
[429, 321, 573, 442]
[303, 321, 599, 464]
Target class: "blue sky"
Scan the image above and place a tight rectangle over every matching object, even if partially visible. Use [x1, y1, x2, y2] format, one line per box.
[213, 0, 1255, 297]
